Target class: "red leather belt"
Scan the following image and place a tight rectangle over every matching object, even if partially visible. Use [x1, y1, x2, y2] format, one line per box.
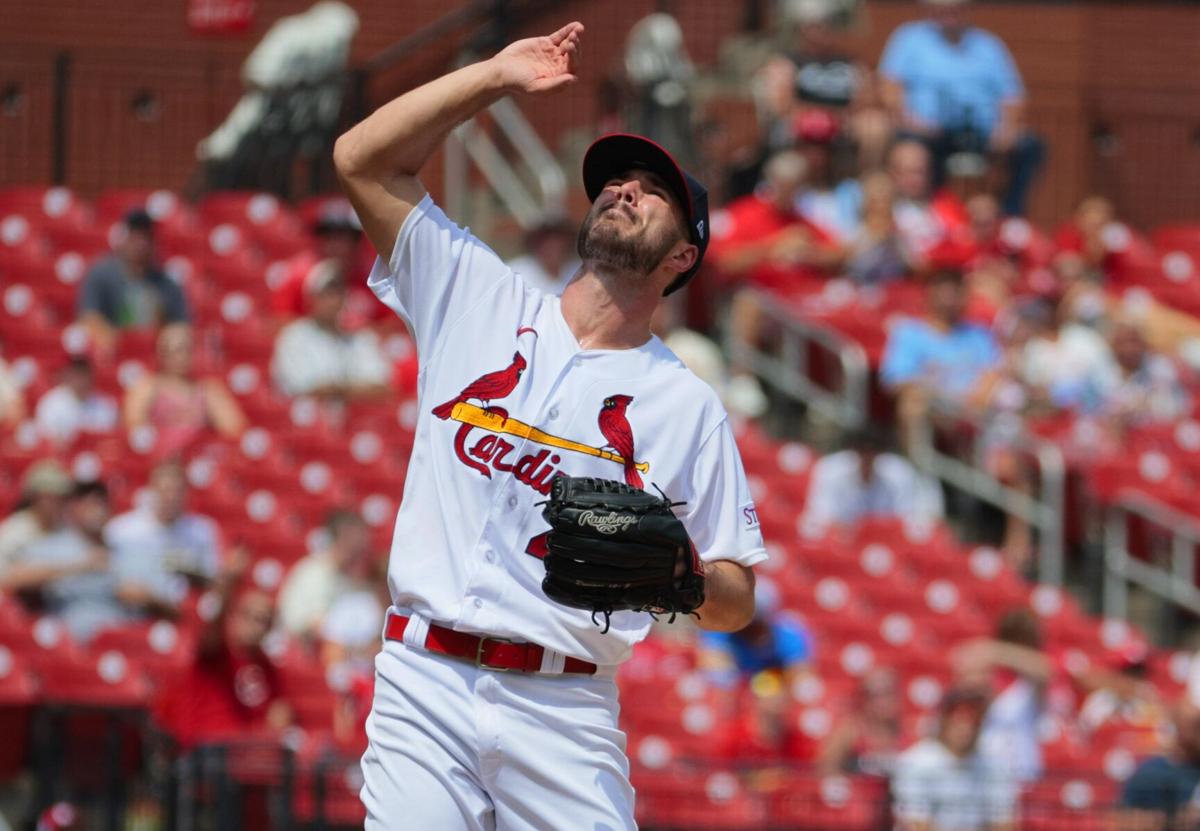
[384, 614, 598, 676]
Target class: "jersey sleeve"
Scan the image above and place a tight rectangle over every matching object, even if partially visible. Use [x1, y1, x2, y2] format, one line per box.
[367, 194, 512, 358]
[683, 419, 767, 568]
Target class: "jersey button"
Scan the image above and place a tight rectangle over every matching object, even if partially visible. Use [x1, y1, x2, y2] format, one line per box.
[473, 598, 483, 609]
[572, 357, 583, 367]
[548, 407, 559, 420]
[506, 496, 517, 508]
[485, 551, 496, 563]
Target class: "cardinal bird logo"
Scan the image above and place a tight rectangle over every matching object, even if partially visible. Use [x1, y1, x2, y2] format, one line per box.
[431, 351, 527, 420]
[598, 394, 643, 488]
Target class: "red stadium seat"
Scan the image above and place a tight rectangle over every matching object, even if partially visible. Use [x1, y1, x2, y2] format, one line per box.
[767, 774, 888, 831]
[633, 768, 767, 830]
[1020, 777, 1119, 831]
[0, 645, 37, 780]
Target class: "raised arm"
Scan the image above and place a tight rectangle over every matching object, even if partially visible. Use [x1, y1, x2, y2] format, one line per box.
[332, 22, 583, 258]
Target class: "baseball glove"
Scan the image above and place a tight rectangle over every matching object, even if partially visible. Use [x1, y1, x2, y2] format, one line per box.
[540, 476, 705, 631]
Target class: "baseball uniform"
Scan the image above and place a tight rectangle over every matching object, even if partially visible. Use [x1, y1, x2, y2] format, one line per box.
[358, 192, 766, 828]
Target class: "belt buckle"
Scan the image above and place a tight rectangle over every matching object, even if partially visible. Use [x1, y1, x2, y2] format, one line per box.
[475, 636, 515, 672]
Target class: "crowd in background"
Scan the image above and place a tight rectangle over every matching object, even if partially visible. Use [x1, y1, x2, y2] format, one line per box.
[4, 0, 1200, 828]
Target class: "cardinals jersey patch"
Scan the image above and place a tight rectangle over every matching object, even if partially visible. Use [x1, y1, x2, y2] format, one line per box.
[740, 501, 760, 530]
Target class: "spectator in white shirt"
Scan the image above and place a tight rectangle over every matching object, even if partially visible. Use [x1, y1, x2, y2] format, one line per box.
[35, 357, 118, 447]
[277, 509, 375, 642]
[0, 460, 73, 580]
[3, 481, 130, 643]
[105, 461, 223, 616]
[271, 260, 390, 399]
[893, 684, 1017, 831]
[506, 218, 581, 296]
[801, 427, 944, 534]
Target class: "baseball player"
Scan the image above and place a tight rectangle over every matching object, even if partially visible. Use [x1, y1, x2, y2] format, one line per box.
[334, 21, 766, 829]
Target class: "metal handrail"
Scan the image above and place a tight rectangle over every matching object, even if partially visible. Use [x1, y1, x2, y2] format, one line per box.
[908, 401, 1067, 586]
[1104, 492, 1200, 620]
[724, 289, 870, 428]
[446, 96, 567, 229]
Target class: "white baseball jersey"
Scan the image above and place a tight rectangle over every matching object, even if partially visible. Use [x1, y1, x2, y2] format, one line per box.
[367, 194, 767, 667]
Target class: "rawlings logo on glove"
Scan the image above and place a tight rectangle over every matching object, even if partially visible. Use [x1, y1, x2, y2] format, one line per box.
[577, 510, 639, 535]
[540, 475, 706, 631]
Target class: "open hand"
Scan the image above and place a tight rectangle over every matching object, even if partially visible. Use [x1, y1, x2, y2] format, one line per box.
[493, 22, 583, 96]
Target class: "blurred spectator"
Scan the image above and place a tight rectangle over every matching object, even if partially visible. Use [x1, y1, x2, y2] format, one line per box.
[622, 12, 695, 166]
[0, 461, 72, 579]
[716, 684, 814, 765]
[1012, 296, 1116, 415]
[320, 587, 385, 676]
[35, 357, 118, 447]
[106, 461, 223, 616]
[123, 323, 246, 455]
[846, 171, 913, 286]
[887, 138, 970, 264]
[1099, 316, 1191, 429]
[800, 426, 943, 534]
[3, 481, 128, 643]
[650, 296, 766, 418]
[1117, 697, 1200, 831]
[893, 684, 1017, 831]
[1077, 640, 1167, 758]
[76, 209, 190, 360]
[506, 218, 581, 296]
[271, 261, 390, 399]
[710, 150, 839, 284]
[879, 0, 1043, 216]
[881, 268, 1001, 444]
[1052, 196, 1114, 275]
[954, 608, 1053, 782]
[782, 0, 890, 173]
[270, 199, 381, 329]
[698, 577, 813, 689]
[277, 509, 374, 642]
[156, 553, 291, 751]
[794, 109, 863, 246]
[0, 352, 25, 428]
[711, 151, 838, 414]
[819, 667, 907, 777]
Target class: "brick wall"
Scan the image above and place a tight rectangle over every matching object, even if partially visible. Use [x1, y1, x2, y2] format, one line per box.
[3, 1, 1200, 228]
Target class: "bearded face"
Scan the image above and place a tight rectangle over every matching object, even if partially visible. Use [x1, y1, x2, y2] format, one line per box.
[577, 198, 682, 278]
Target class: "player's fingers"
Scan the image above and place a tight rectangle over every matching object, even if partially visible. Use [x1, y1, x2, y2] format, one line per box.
[548, 21, 583, 45]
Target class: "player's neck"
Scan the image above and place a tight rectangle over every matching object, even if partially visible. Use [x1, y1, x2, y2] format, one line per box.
[561, 266, 658, 351]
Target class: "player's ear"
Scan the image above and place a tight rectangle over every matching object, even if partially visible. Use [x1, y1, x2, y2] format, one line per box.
[664, 242, 698, 275]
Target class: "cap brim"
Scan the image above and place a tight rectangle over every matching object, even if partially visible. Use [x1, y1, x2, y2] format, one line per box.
[582, 134, 695, 233]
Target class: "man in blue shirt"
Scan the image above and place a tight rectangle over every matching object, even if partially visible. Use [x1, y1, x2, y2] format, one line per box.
[878, 0, 1043, 215]
[881, 268, 1000, 447]
[699, 577, 813, 688]
[1119, 698, 1200, 829]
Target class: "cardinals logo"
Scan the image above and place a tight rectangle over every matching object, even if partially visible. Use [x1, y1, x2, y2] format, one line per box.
[598, 394, 642, 487]
[431, 327, 538, 420]
[432, 329, 650, 494]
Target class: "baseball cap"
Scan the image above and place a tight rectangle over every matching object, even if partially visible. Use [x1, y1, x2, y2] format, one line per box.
[123, 208, 155, 233]
[792, 109, 840, 145]
[22, 460, 73, 498]
[312, 199, 362, 234]
[304, 259, 346, 294]
[582, 133, 709, 296]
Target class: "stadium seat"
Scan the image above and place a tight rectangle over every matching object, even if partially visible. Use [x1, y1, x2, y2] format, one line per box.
[766, 774, 888, 831]
[1020, 777, 1119, 831]
[633, 768, 767, 830]
[0, 645, 37, 780]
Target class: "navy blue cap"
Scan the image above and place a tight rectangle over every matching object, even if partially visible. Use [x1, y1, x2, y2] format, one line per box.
[582, 133, 709, 296]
